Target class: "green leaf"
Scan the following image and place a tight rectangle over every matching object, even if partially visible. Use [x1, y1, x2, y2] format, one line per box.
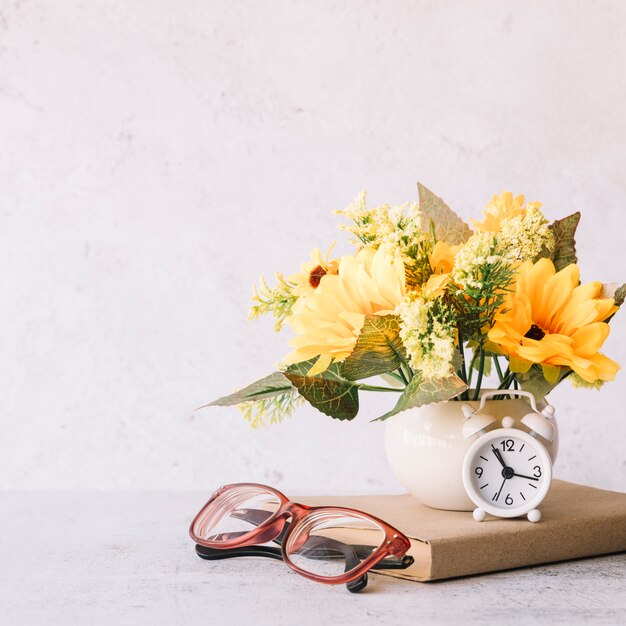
[509, 356, 533, 374]
[340, 315, 407, 381]
[417, 182, 472, 245]
[541, 364, 562, 385]
[601, 282, 626, 308]
[283, 362, 359, 421]
[205, 372, 293, 408]
[517, 365, 567, 400]
[549, 212, 581, 271]
[375, 372, 467, 421]
[469, 350, 491, 377]
[286, 358, 344, 381]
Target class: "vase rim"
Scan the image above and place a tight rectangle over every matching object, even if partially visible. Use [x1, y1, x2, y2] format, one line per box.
[450, 389, 546, 402]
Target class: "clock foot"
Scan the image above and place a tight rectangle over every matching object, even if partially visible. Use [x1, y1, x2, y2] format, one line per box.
[473, 508, 486, 522]
[527, 509, 541, 523]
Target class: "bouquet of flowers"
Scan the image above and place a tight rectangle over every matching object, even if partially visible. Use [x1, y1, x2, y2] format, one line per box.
[209, 184, 623, 427]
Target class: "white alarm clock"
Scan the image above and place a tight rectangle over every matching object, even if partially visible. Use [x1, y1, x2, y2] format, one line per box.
[461, 390, 555, 523]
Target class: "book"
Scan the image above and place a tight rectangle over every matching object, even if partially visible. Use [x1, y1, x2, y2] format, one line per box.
[297, 480, 626, 581]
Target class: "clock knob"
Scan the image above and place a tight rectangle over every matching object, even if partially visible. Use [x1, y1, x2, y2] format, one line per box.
[461, 404, 475, 419]
[461, 405, 497, 439]
[521, 411, 556, 442]
[501, 416, 515, 429]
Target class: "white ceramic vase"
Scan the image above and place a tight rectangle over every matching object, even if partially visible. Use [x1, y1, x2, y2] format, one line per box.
[384, 391, 559, 511]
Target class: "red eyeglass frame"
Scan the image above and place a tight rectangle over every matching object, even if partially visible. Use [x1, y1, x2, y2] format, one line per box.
[189, 482, 412, 585]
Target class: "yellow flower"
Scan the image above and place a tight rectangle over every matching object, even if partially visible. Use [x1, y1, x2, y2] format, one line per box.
[282, 247, 406, 375]
[421, 272, 451, 299]
[410, 240, 460, 298]
[472, 191, 542, 233]
[403, 241, 459, 297]
[288, 245, 339, 297]
[430, 241, 460, 274]
[487, 258, 620, 383]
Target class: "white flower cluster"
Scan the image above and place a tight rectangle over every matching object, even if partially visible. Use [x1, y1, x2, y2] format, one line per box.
[498, 206, 554, 262]
[337, 192, 425, 259]
[451, 232, 503, 290]
[396, 294, 457, 380]
[452, 207, 553, 292]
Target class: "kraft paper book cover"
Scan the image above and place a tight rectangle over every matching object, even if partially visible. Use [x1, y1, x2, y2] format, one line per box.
[299, 480, 626, 582]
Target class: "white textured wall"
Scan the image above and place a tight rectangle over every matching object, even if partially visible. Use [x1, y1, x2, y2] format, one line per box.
[2, 0, 625, 493]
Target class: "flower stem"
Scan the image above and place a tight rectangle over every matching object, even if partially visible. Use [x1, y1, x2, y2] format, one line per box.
[472, 348, 486, 401]
[467, 350, 479, 389]
[457, 331, 470, 401]
[494, 369, 516, 398]
[498, 370, 515, 390]
[386, 369, 407, 385]
[458, 332, 468, 383]
[400, 363, 412, 384]
[395, 367, 409, 386]
[493, 355, 504, 383]
[358, 384, 404, 393]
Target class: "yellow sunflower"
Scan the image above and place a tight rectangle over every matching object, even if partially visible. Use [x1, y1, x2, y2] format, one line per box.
[472, 191, 542, 233]
[487, 258, 620, 383]
[282, 247, 406, 375]
[288, 245, 339, 297]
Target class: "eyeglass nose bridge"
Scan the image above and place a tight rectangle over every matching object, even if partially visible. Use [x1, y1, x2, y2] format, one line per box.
[245, 513, 292, 546]
[275, 503, 308, 548]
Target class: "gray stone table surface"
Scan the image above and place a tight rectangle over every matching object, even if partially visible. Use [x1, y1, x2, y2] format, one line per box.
[1, 491, 625, 626]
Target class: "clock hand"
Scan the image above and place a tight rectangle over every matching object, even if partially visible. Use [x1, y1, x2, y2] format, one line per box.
[491, 445, 506, 469]
[495, 476, 507, 502]
[512, 473, 539, 481]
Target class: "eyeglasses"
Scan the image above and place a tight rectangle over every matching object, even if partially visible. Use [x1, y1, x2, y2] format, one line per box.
[189, 483, 414, 593]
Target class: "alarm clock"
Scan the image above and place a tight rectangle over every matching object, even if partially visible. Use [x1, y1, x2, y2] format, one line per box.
[461, 390, 555, 523]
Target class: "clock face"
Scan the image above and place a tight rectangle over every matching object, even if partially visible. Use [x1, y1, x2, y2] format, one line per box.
[463, 429, 552, 517]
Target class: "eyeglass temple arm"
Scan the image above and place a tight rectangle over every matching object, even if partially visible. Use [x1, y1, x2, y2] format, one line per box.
[195, 543, 283, 561]
[195, 543, 412, 571]
[194, 543, 410, 594]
